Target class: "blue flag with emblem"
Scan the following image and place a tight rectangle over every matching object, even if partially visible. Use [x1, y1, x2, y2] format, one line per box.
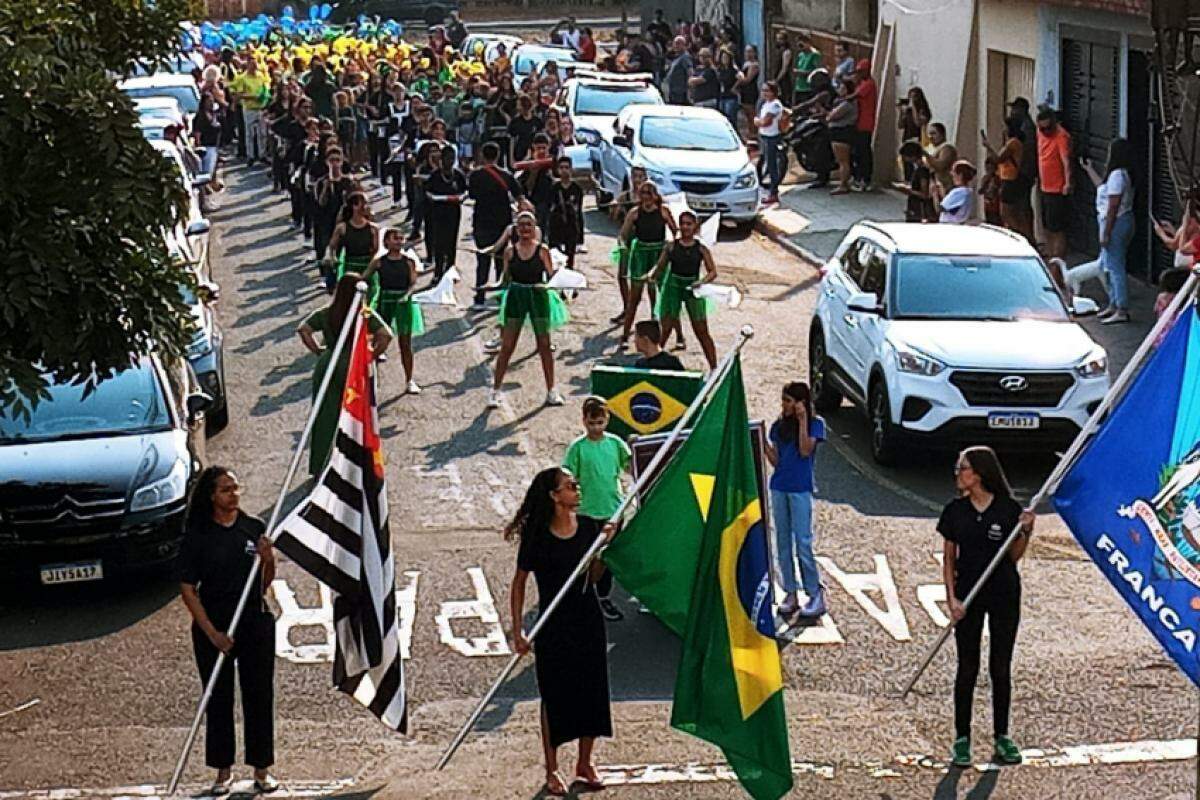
[1053, 304, 1200, 685]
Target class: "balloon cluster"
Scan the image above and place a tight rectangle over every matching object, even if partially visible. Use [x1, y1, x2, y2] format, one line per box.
[190, 5, 404, 50]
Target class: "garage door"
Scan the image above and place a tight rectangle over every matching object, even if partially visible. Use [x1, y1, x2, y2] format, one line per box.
[1060, 36, 1120, 254]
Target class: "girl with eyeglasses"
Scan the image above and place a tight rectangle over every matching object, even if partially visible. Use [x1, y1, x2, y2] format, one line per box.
[939, 446, 1035, 767]
[506, 467, 615, 796]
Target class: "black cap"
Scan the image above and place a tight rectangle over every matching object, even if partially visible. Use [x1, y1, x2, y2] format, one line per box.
[1007, 97, 1030, 109]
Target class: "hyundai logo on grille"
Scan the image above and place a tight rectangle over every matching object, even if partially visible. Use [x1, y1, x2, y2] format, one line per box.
[999, 375, 1029, 392]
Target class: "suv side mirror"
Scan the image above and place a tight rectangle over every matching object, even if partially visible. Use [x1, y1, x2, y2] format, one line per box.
[186, 392, 213, 421]
[612, 134, 630, 149]
[1070, 296, 1099, 317]
[847, 291, 882, 314]
[186, 219, 211, 237]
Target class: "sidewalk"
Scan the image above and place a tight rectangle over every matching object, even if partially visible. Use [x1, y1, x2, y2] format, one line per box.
[754, 169, 1161, 377]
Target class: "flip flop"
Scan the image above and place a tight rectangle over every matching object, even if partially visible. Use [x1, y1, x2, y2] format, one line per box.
[545, 770, 569, 797]
[573, 772, 606, 791]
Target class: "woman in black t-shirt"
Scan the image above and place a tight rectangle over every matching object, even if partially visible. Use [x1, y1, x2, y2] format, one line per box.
[179, 467, 280, 795]
[937, 446, 1035, 769]
[507, 467, 615, 796]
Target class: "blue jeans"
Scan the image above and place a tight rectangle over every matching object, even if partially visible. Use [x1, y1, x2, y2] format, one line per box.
[770, 489, 820, 597]
[719, 97, 740, 129]
[1100, 212, 1134, 310]
[760, 134, 783, 194]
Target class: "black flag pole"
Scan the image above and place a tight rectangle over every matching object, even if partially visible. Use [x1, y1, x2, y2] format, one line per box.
[901, 271, 1200, 698]
[166, 284, 369, 795]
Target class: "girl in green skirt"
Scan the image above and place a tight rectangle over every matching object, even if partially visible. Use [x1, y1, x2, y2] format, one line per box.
[326, 191, 380, 300]
[646, 211, 719, 369]
[607, 165, 648, 324]
[363, 228, 424, 395]
[297, 273, 393, 476]
[489, 211, 568, 409]
[617, 182, 676, 345]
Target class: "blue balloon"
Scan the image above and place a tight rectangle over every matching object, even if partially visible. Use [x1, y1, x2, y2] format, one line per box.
[309, 4, 319, 20]
[320, 3, 332, 20]
[282, 5, 295, 18]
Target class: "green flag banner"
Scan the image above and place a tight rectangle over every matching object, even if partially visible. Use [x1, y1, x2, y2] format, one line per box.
[589, 365, 704, 440]
[604, 357, 793, 800]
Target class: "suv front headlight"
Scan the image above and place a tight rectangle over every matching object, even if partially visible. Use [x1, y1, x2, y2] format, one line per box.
[645, 168, 669, 188]
[130, 459, 188, 512]
[732, 166, 758, 189]
[1075, 350, 1108, 378]
[894, 346, 946, 376]
[575, 128, 601, 147]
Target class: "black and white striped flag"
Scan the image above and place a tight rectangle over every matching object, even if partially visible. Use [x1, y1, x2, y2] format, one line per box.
[274, 311, 407, 731]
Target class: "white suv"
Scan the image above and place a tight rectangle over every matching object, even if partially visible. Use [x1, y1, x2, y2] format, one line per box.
[809, 222, 1110, 465]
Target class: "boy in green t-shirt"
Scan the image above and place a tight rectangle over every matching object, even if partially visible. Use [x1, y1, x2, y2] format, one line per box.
[562, 396, 631, 621]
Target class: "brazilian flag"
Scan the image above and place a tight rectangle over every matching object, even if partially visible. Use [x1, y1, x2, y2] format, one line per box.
[589, 365, 704, 439]
[604, 357, 792, 800]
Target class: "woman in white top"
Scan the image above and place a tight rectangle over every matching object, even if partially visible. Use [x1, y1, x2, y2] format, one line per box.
[1082, 138, 1136, 324]
[935, 160, 977, 224]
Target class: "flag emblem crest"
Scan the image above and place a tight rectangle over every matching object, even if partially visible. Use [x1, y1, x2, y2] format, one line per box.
[1121, 445, 1200, 586]
[607, 380, 688, 435]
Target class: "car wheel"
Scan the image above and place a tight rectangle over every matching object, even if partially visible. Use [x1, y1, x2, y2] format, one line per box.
[425, 5, 446, 26]
[809, 328, 842, 414]
[869, 380, 900, 466]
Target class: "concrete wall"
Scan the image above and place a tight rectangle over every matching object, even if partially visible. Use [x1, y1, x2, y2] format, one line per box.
[780, 0, 842, 31]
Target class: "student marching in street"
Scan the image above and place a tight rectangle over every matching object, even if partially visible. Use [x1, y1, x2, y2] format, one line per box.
[363, 229, 424, 395]
[468, 141, 527, 309]
[939, 446, 1035, 767]
[562, 397, 632, 622]
[618, 183, 677, 345]
[179, 467, 280, 796]
[489, 212, 568, 409]
[311, 148, 357, 289]
[547, 156, 584, 270]
[507, 466, 615, 797]
[608, 165, 649, 324]
[764, 382, 826, 618]
[645, 211, 718, 370]
[325, 192, 380, 293]
[297, 274, 393, 475]
[516, 134, 556, 235]
[423, 144, 468, 279]
[631, 320, 685, 371]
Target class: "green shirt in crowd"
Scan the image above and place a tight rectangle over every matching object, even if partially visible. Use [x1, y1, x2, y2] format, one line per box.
[793, 49, 822, 93]
[563, 432, 631, 520]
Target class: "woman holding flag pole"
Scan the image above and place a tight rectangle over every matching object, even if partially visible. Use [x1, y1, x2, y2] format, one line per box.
[506, 467, 616, 796]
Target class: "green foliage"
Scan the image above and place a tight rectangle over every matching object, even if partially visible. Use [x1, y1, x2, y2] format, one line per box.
[0, 0, 203, 417]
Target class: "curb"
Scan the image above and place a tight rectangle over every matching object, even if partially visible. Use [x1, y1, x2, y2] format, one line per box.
[753, 213, 826, 270]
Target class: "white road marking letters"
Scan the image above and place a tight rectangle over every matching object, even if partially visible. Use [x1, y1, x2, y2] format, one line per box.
[435, 566, 511, 657]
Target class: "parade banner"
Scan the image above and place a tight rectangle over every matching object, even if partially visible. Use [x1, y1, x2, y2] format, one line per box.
[604, 356, 793, 800]
[1054, 305, 1200, 686]
[589, 364, 704, 439]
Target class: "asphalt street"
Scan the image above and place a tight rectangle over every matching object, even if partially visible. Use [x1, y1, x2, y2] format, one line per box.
[1, 158, 1197, 800]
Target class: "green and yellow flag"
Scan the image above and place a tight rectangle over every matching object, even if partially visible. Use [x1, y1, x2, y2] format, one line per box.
[589, 364, 704, 439]
[604, 357, 793, 800]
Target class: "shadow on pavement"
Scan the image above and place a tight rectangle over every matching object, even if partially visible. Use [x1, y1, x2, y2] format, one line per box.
[0, 571, 178, 650]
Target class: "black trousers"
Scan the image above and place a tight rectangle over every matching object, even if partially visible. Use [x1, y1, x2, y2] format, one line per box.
[954, 588, 1020, 740]
[289, 179, 305, 227]
[852, 130, 874, 184]
[234, 105, 247, 157]
[406, 181, 425, 237]
[191, 610, 275, 770]
[369, 136, 389, 182]
[388, 161, 405, 203]
[428, 204, 461, 277]
[473, 223, 506, 303]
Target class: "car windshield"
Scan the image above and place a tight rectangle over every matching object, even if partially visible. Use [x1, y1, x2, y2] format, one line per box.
[575, 84, 661, 116]
[0, 365, 171, 444]
[891, 255, 1069, 322]
[639, 116, 739, 151]
[124, 85, 199, 114]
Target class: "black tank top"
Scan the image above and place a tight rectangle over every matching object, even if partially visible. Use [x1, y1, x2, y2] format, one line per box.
[342, 222, 375, 259]
[508, 245, 546, 284]
[377, 255, 413, 292]
[668, 240, 704, 279]
[633, 207, 666, 243]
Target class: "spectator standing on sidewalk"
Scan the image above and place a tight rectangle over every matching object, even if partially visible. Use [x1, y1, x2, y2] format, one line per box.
[716, 48, 741, 127]
[773, 32, 794, 106]
[562, 397, 632, 624]
[689, 48, 720, 109]
[826, 79, 857, 196]
[1036, 107, 1073, 262]
[792, 34, 822, 105]
[228, 58, 270, 166]
[737, 45, 761, 139]
[934, 160, 977, 224]
[832, 41, 856, 88]
[981, 117, 1033, 240]
[893, 140, 936, 222]
[924, 122, 958, 195]
[1007, 97, 1040, 239]
[755, 81, 787, 204]
[897, 86, 931, 177]
[1083, 139, 1136, 325]
[665, 37, 694, 105]
[850, 59, 876, 191]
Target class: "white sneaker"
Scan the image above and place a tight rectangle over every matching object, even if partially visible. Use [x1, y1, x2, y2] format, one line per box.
[577, 243, 589, 254]
[407, 380, 421, 394]
[546, 389, 565, 406]
[486, 388, 502, 408]
[483, 338, 501, 352]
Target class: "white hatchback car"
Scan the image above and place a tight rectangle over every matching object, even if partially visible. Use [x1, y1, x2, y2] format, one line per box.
[809, 222, 1109, 464]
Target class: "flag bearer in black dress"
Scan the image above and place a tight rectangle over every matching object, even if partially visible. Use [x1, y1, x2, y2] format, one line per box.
[507, 466, 615, 797]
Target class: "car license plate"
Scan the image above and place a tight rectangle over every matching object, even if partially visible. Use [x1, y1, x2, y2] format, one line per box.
[987, 412, 1040, 430]
[689, 198, 716, 211]
[40, 560, 104, 585]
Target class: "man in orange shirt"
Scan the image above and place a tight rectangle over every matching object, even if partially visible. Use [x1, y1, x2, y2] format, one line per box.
[1036, 107, 1073, 259]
